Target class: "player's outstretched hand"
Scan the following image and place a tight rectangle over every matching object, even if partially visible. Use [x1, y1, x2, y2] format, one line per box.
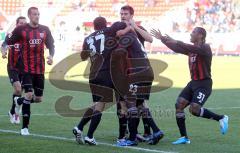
[47, 55, 53, 65]
[150, 29, 163, 40]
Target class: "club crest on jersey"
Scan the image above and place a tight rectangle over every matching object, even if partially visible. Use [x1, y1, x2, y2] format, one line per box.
[40, 33, 44, 38]
[190, 54, 197, 62]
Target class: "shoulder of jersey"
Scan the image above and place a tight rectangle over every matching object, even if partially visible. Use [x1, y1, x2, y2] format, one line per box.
[38, 24, 49, 29]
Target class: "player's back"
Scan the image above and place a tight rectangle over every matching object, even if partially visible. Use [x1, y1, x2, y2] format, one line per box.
[122, 32, 147, 59]
[118, 32, 151, 75]
[83, 23, 127, 71]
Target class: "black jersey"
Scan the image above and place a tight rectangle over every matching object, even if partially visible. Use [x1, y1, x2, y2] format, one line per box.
[82, 22, 126, 76]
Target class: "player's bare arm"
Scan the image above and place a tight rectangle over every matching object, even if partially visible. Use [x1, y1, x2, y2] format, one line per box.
[151, 29, 188, 55]
[130, 19, 153, 43]
[1, 41, 8, 59]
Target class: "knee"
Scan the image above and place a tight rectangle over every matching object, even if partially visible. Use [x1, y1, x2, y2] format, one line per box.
[14, 83, 22, 95]
[175, 97, 187, 111]
[25, 92, 33, 100]
[15, 88, 22, 95]
[189, 103, 201, 116]
[94, 102, 105, 112]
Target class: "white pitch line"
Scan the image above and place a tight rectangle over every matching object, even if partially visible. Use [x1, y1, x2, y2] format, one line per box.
[0, 129, 177, 153]
[208, 106, 240, 110]
[0, 106, 239, 117]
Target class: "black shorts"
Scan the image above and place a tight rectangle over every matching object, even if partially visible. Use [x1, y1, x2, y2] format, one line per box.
[89, 71, 115, 102]
[7, 68, 22, 85]
[22, 73, 45, 97]
[179, 79, 212, 106]
[129, 82, 152, 101]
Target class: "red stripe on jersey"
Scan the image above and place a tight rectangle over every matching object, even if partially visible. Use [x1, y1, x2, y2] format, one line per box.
[41, 47, 45, 74]
[29, 30, 36, 74]
[13, 46, 18, 68]
[36, 31, 41, 74]
[198, 57, 204, 80]
[8, 47, 13, 68]
[22, 31, 29, 73]
[193, 62, 198, 80]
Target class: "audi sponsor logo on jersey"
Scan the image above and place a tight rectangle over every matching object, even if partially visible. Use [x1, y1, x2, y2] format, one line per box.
[29, 39, 42, 45]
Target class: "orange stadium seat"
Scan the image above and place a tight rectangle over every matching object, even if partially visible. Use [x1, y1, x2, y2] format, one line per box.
[0, 0, 22, 16]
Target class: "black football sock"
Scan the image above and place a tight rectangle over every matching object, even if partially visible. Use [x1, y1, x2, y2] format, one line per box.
[10, 94, 19, 114]
[22, 99, 31, 129]
[128, 108, 139, 141]
[142, 118, 151, 135]
[200, 108, 224, 121]
[78, 108, 93, 131]
[142, 108, 159, 133]
[176, 112, 187, 137]
[87, 110, 102, 139]
[17, 97, 24, 105]
[118, 113, 128, 139]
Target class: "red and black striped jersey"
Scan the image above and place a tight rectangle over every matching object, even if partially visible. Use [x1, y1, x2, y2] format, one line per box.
[6, 23, 55, 74]
[2, 37, 23, 71]
[161, 40, 212, 80]
[7, 42, 23, 71]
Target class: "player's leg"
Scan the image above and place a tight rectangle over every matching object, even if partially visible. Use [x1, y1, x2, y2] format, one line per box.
[20, 73, 34, 135]
[172, 82, 192, 144]
[115, 95, 139, 146]
[11, 80, 22, 124]
[32, 74, 45, 103]
[73, 103, 94, 144]
[7, 69, 22, 124]
[117, 99, 128, 140]
[85, 78, 115, 145]
[189, 80, 228, 134]
[72, 80, 99, 144]
[124, 99, 139, 146]
[139, 101, 151, 138]
[85, 101, 105, 145]
[140, 100, 164, 145]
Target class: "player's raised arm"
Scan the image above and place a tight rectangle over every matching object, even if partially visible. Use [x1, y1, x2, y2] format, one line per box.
[6, 26, 22, 45]
[130, 19, 153, 43]
[151, 29, 188, 55]
[176, 41, 212, 56]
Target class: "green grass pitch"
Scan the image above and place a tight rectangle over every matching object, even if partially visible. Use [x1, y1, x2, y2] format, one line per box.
[0, 54, 239, 153]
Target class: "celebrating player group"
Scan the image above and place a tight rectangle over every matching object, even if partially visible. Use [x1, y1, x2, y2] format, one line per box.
[1, 5, 228, 147]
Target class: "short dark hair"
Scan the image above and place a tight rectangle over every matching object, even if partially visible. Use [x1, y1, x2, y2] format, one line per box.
[16, 16, 26, 24]
[196, 27, 207, 42]
[28, 7, 38, 15]
[121, 5, 134, 15]
[93, 17, 107, 30]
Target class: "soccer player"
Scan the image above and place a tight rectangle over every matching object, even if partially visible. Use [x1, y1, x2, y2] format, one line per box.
[1, 16, 26, 124]
[116, 5, 163, 144]
[72, 17, 127, 145]
[115, 28, 164, 146]
[6, 7, 55, 135]
[151, 27, 229, 144]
